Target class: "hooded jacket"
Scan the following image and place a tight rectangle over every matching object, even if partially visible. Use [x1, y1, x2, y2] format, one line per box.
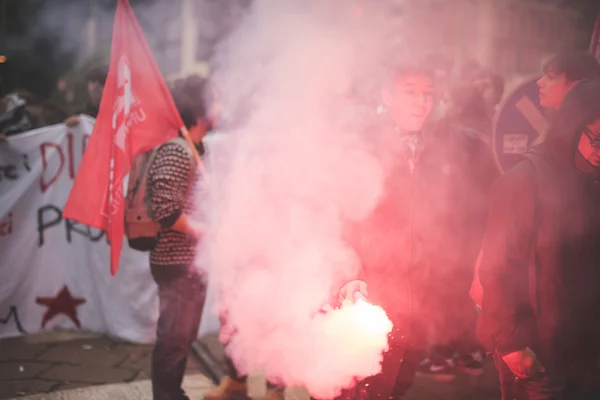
[478, 80, 600, 378]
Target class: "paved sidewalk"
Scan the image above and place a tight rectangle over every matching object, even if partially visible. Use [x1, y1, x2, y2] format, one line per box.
[16, 374, 215, 400]
[0, 331, 205, 399]
[0, 331, 502, 400]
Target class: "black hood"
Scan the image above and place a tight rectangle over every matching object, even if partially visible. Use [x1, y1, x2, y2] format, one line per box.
[537, 79, 600, 168]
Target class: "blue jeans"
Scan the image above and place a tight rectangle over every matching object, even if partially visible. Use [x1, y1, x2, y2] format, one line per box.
[151, 269, 206, 400]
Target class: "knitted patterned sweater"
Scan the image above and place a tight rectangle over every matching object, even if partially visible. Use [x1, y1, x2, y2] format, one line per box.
[147, 140, 198, 278]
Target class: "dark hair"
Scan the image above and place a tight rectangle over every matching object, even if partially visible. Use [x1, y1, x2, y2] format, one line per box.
[574, 79, 600, 126]
[173, 95, 201, 130]
[86, 66, 109, 85]
[473, 69, 505, 101]
[422, 52, 454, 74]
[393, 61, 435, 82]
[542, 52, 600, 83]
[171, 74, 217, 131]
[491, 73, 505, 100]
[447, 68, 504, 126]
[171, 78, 186, 92]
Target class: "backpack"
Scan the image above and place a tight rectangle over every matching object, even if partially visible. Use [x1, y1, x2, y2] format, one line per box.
[124, 137, 195, 251]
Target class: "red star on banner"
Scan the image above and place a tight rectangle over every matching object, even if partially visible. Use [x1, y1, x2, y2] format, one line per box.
[36, 286, 86, 329]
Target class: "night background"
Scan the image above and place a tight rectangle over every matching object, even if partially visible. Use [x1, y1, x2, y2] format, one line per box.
[0, 0, 599, 98]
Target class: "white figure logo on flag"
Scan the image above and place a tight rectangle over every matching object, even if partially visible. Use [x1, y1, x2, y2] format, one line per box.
[103, 56, 146, 219]
[112, 56, 141, 152]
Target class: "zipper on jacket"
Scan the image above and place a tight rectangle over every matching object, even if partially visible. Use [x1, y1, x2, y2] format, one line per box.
[404, 145, 416, 320]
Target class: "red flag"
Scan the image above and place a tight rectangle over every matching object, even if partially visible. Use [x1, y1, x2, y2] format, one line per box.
[63, 0, 183, 275]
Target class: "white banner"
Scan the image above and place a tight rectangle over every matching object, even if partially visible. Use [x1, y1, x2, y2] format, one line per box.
[0, 116, 219, 343]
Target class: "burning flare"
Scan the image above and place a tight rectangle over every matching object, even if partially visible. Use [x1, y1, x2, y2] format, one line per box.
[289, 297, 393, 398]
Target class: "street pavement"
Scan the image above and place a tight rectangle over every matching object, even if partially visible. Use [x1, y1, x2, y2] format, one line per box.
[0, 331, 205, 399]
[0, 331, 501, 400]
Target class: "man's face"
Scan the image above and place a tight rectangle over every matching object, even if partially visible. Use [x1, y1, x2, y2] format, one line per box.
[383, 73, 434, 132]
[537, 71, 576, 110]
[578, 118, 600, 166]
[88, 81, 104, 105]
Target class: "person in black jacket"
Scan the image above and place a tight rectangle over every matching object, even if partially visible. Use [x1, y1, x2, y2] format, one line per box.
[419, 67, 503, 379]
[337, 60, 469, 400]
[478, 79, 600, 399]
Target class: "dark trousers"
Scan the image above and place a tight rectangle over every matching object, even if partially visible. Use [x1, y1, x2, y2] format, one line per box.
[361, 324, 424, 400]
[224, 347, 280, 389]
[225, 354, 247, 382]
[151, 269, 206, 400]
[331, 322, 424, 400]
[429, 270, 482, 356]
[494, 353, 600, 400]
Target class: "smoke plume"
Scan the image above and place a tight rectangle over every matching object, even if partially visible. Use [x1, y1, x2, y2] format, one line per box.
[198, 1, 419, 397]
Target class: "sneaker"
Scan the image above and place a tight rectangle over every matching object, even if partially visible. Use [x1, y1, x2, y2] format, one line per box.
[204, 376, 248, 400]
[416, 357, 456, 382]
[455, 352, 484, 376]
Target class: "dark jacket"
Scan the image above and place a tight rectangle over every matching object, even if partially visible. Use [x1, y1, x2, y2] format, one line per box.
[347, 123, 482, 327]
[436, 119, 500, 288]
[478, 80, 600, 378]
[81, 101, 100, 119]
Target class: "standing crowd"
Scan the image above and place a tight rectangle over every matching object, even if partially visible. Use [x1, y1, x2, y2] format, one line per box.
[151, 50, 600, 400]
[5, 49, 600, 400]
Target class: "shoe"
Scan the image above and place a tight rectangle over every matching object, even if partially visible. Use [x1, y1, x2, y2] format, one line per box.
[416, 357, 456, 382]
[204, 376, 248, 400]
[455, 352, 484, 376]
